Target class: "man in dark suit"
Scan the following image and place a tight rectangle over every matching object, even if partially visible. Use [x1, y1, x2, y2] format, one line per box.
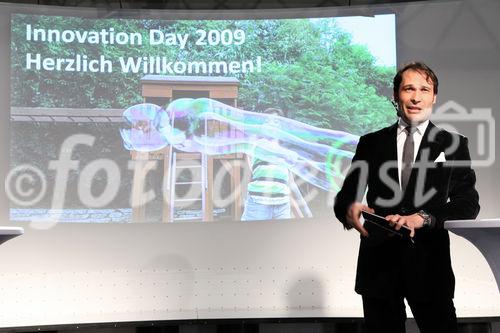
[334, 62, 480, 333]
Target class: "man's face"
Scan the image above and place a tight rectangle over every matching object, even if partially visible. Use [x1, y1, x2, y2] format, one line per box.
[395, 69, 437, 125]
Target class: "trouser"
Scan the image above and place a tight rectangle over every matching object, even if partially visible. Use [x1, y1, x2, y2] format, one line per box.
[362, 294, 458, 333]
[240, 196, 291, 221]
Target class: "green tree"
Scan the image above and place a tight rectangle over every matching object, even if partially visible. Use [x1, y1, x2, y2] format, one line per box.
[11, 15, 395, 135]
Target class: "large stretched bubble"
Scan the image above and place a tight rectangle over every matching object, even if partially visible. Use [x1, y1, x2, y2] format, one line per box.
[120, 98, 359, 191]
[120, 103, 185, 151]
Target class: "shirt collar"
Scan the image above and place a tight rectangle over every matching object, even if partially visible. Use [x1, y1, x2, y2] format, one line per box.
[397, 118, 429, 136]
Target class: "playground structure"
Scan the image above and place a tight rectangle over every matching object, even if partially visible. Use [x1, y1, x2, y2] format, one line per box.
[134, 75, 244, 222]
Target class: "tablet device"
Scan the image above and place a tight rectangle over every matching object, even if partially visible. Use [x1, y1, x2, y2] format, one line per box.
[361, 211, 411, 238]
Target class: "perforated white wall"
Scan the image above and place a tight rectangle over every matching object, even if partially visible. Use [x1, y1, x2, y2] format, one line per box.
[0, 222, 498, 328]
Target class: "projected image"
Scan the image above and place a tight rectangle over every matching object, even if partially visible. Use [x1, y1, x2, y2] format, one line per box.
[9, 14, 396, 222]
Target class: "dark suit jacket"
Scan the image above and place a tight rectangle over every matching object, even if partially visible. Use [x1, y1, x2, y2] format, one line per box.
[334, 121, 480, 300]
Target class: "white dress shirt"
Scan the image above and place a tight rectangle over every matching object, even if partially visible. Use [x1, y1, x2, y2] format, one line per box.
[396, 118, 429, 189]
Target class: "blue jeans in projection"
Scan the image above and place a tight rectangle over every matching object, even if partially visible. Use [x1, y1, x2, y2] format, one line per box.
[240, 196, 291, 221]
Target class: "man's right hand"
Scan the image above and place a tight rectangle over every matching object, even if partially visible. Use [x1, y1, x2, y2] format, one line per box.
[346, 202, 373, 237]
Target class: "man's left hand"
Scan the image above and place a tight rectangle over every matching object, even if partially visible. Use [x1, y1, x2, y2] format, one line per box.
[385, 213, 425, 238]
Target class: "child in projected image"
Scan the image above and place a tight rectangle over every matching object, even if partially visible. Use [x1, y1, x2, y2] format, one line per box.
[241, 108, 304, 221]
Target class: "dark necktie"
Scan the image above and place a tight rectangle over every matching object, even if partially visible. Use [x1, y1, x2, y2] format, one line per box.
[401, 126, 416, 192]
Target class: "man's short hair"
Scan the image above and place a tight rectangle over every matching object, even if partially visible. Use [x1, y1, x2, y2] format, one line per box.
[263, 107, 285, 117]
[393, 62, 439, 96]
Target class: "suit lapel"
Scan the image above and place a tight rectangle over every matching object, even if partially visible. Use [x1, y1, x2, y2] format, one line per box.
[383, 123, 399, 184]
[415, 122, 442, 164]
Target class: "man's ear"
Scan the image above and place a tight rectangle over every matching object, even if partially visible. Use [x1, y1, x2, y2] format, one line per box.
[391, 99, 398, 109]
[432, 94, 437, 104]
[392, 95, 403, 117]
[392, 96, 399, 110]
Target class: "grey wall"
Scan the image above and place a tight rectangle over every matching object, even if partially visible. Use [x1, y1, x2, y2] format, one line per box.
[395, 0, 500, 220]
